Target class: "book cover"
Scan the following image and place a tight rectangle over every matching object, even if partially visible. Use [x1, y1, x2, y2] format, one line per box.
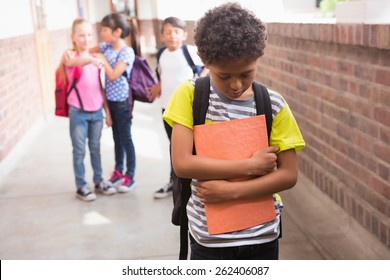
[193, 115, 276, 234]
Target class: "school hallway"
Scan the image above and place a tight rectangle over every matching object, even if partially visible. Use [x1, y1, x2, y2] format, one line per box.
[0, 100, 389, 260]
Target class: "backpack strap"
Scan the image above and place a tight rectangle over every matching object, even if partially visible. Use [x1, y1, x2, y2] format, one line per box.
[67, 67, 84, 111]
[155, 46, 167, 81]
[155, 45, 200, 81]
[178, 77, 211, 260]
[181, 44, 199, 77]
[193, 76, 211, 125]
[253, 82, 272, 140]
[178, 177, 191, 260]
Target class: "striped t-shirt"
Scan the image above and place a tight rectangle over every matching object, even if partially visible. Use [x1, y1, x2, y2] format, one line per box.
[163, 79, 305, 248]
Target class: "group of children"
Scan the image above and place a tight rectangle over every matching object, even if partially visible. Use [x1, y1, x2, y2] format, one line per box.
[62, 13, 136, 202]
[62, 13, 203, 202]
[60, 2, 304, 260]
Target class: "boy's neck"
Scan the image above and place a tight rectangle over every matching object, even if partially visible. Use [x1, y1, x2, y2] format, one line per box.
[167, 43, 184, 52]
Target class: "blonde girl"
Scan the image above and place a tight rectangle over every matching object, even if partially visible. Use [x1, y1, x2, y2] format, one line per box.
[62, 18, 116, 201]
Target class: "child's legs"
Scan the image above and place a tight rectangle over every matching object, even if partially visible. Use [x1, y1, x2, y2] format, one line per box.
[69, 106, 88, 189]
[119, 118, 135, 179]
[124, 120, 136, 178]
[190, 234, 279, 260]
[108, 102, 125, 173]
[87, 109, 104, 184]
[109, 101, 136, 178]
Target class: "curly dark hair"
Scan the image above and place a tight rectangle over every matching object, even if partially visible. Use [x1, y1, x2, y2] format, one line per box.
[194, 2, 267, 65]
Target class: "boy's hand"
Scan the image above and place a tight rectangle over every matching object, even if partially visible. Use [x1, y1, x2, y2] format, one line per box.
[196, 180, 232, 203]
[148, 83, 161, 101]
[248, 146, 279, 176]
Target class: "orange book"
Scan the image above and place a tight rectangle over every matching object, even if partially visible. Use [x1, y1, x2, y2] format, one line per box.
[193, 115, 276, 235]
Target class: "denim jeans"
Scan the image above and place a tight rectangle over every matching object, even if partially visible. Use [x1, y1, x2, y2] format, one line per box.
[189, 235, 279, 260]
[108, 100, 136, 179]
[69, 106, 104, 189]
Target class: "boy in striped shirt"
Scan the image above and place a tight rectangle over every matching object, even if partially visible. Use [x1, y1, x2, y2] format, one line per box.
[163, 3, 305, 260]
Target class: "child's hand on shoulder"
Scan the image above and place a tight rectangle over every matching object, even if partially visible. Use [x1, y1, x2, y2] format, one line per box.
[62, 49, 76, 64]
[92, 53, 107, 69]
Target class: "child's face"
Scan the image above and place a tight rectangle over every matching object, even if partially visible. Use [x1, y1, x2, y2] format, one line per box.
[72, 22, 93, 52]
[100, 26, 119, 43]
[207, 58, 258, 100]
[161, 23, 187, 51]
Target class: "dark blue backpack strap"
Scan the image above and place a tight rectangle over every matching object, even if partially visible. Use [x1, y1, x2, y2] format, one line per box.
[193, 76, 211, 125]
[253, 82, 272, 140]
[181, 44, 199, 77]
[178, 76, 211, 260]
[156, 46, 166, 63]
[155, 46, 167, 81]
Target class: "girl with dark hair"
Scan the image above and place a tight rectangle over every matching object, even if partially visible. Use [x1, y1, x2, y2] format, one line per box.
[94, 12, 137, 193]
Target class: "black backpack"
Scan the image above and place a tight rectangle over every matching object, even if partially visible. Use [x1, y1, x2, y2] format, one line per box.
[155, 44, 203, 81]
[172, 76, 273, 260]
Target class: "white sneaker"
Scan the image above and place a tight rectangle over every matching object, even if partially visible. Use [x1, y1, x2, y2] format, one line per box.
[95, 180, 116, 195]
[76, 185, 97, 202]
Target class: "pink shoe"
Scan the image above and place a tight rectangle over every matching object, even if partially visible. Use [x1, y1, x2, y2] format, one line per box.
[117, 176, 136, 193]
[109, 170, 124, 187]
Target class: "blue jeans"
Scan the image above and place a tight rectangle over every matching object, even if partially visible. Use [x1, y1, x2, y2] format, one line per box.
[189, 235, 279, 260]
[108, 100, 136, 179]
[69, 106, 104, 189]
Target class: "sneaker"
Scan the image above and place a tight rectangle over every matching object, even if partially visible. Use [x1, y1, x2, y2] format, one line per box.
[109, 170, 124, 187]
[117, 175, 136, 193]
[153, 181, 173, 199]
[76, 185, 97, 202]
[95, 180, 116, 195]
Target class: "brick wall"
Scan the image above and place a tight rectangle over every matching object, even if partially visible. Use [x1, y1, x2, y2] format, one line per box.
[0, 35, 43, 161]
[258, 23, 390, 247]
[0, 24, 99, 163]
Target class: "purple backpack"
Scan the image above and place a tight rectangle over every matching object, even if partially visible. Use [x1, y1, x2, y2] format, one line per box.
[127, 56, 157, 115]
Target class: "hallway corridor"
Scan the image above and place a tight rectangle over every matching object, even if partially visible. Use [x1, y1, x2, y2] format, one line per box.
[0, 100, 389, 260]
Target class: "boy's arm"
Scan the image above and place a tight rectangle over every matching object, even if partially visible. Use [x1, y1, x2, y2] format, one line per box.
[171, 122, 278, 181]
[196, 149, 298, 203]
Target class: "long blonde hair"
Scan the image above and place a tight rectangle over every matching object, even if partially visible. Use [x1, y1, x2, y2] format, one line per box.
[57, 18, 89, 84]
[71, 18, 90, 51]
